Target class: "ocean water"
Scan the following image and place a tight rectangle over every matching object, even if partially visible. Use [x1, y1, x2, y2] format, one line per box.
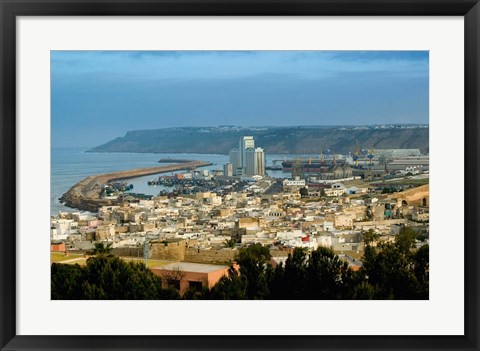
[51, 147, 294, 215]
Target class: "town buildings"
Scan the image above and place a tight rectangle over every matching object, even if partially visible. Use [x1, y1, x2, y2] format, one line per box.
[52, 176, 429, 288]
[51, 147, 430, 297]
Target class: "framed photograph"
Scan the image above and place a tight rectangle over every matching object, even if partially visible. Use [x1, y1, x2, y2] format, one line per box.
[1, 1, 479, 351]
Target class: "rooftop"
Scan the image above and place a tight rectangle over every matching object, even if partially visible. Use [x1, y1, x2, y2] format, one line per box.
[153, 262, 229, 273]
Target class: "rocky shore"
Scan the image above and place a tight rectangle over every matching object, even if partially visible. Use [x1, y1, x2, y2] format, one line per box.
[59, 161, 211, 212]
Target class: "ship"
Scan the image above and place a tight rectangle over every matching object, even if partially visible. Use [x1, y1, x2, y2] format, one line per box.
[281, 160, 332, 173]
[265, 165, 283, 171]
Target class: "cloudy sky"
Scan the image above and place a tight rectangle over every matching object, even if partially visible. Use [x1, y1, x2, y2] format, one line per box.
[51, 51, 429, 148]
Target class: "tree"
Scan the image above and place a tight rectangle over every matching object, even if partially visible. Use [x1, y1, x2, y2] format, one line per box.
[299, 187, 309, 197]
[361, 227, 428, 299]
[267, 247, 360, 300]
[395, 227, 417, 253]
[362, 229, 379, 246]
[305, 246, 350, 299]
[224, 238, 237, 249]
[351, 281, 376, 299]
[51, 262, 84, 300]
[51, 256, 180, 300]
[91, 242, 113, 256]
[209, 267, 248, 300]
[277, 248, 308, 299]
[235, 243, 272, 299]
[413, 244, 429, 298]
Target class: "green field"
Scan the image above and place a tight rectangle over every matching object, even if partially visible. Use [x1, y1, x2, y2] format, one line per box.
[51, 252, 83, 263]
[51, 253, 175, 268]
[64, 258, 88, 266]
[120, 257, 175, 268]
[378, 178, 429, 186]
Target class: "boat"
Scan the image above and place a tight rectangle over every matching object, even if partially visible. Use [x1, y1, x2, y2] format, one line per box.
[281, 160, 331, 172]
[265, 165, 283, 171]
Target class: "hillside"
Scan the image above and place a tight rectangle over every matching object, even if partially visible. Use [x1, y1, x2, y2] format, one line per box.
[88, 126, 429, 154]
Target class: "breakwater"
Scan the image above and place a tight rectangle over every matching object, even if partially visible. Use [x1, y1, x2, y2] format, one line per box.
[59, 161, 211, 212]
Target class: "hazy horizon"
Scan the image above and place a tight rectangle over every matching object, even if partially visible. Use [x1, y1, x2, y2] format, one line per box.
[51, 51, 429, 148]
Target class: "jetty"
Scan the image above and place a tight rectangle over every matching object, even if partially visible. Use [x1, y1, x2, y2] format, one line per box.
[59, 160, 211, 212]
[157, 158, 193, 163]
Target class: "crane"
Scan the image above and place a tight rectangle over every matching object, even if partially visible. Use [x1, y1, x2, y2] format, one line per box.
[367, 147, 375, 167]
[353, 144, 361, 168]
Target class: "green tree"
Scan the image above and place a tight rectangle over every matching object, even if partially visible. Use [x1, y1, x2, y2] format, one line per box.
[413, 244, 429, 298]
[305, 246, 350, 299]
[224, 238, 237, 249]
[51, 262, 84, 300]
[361, 227, 428, 299]
[395, 227, 417, 253]
[281, 248, 309, 299]
[351, 281, 376, 299]
[210, 267, 248, 300]
[267, 247, 360, 300]
[235, 243, 272, 299]
[299, 187, 309, 197]
[362, 229, 379, 246]
[51, 256, 180, 300]
[91, 242, 113, 256]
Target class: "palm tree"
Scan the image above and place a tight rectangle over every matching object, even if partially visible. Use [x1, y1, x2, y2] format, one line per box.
[224, 238, 237, 249]
[91, 242, 113, 256]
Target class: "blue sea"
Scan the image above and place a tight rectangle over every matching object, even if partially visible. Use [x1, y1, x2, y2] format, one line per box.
[51, 147, 294, 216]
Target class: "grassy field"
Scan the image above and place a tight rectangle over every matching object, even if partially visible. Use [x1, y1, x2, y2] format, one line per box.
[51, 253, 175, 268]
[64, 258, 88, 266]
[342, 179, 373, 187]
[120, 257, 175, 268]
[378, 178, 429, 186]
[51, 252, 83, 263]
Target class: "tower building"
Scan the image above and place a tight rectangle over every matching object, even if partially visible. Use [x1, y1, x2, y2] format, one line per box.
[229, 136, 265, 176]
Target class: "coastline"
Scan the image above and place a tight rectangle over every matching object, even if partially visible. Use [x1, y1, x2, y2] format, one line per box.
[59, 160, 211, 212]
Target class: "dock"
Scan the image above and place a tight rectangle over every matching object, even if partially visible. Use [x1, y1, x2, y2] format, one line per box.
[59, 160, 211, 212]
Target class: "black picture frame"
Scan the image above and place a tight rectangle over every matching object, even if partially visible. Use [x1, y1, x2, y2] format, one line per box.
[1, 1, 479, 350]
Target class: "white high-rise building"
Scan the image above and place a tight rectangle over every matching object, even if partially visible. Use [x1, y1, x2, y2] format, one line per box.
[239, 136, 255, 174]
[230, 137, 265, 176]
[255, 147, 265, 176]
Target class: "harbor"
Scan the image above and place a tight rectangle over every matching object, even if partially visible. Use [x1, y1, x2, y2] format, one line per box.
[59, 160, 212, 212]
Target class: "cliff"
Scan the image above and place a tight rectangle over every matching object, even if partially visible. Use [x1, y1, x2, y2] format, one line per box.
[88, 126, 429, 154]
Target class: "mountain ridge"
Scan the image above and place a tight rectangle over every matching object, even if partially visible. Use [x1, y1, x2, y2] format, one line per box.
[88, 125, 429, 155]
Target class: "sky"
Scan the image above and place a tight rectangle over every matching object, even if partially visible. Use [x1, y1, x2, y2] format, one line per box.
[51, 51, 429, 148]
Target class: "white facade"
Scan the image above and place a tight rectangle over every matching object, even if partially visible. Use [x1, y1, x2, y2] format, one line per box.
[325, 188, 346, 197]
[283, 179, 306, 187]
[255, 147, 265, 176]
[239, 136, 255, 172]
[51, 218, 77, 240]
[323, 221, 334, 231]
[230, 137, 265, 176]
[317, 235, 333, 247]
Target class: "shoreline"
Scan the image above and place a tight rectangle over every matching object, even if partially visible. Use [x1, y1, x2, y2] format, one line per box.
[59, 160, 211, 212]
